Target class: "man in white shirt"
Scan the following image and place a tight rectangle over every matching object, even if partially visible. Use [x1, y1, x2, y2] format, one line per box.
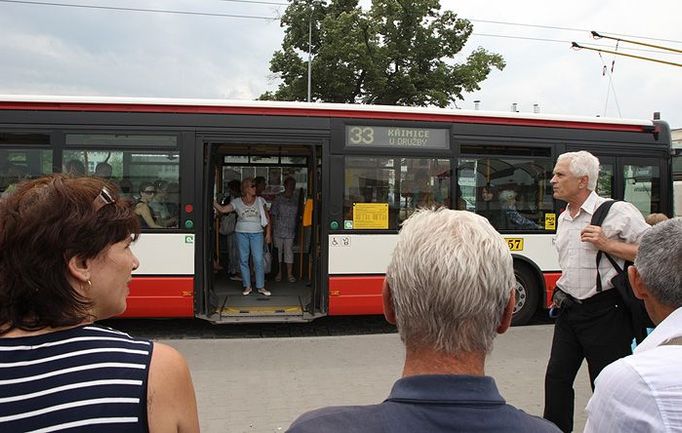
[543, 151, 650, 432]
[584, 217, 682, 433]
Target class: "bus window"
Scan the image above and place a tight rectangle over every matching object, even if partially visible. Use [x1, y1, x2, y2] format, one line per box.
[0, 133, 53, 197]
[623, 163, 661, 216]
[597, 163, 614, 198]
[344, 156, 450, 230]
[458, 157, 553, 231]
[63, 136, 180, 229]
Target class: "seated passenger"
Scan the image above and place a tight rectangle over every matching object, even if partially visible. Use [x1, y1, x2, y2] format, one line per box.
[94, 161, 113, 179]
[476, 184, 502, 227]
[499, 189, 541, 230]
[286, 210, 561, 433]
[135, 181, 163, 228]
[150, 180, 178, 227]
[64, 159, 85, 176]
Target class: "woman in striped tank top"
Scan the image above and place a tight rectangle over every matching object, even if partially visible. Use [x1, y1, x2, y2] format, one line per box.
[0, 175, 200, 433]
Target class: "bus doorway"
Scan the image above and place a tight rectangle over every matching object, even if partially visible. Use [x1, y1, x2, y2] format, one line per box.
[201, 143, 324, 323]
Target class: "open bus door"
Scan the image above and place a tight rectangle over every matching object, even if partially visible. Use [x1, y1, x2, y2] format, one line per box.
[197, 139, 325, 323]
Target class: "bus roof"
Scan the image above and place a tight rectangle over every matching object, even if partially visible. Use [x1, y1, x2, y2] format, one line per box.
[0, 94, 655, 132]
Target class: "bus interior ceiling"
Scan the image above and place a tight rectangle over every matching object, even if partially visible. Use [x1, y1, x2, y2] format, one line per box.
[208, 143, 318, 323]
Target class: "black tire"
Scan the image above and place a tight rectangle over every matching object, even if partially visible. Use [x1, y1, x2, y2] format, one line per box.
[511, 263, 540, 326]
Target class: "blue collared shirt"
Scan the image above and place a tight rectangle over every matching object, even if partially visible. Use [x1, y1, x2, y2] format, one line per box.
[287, 374, 560, 433]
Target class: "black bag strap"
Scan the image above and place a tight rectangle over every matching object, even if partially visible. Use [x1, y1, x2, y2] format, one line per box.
[590, 200, 618, 227]
[591, 200, 623, 292]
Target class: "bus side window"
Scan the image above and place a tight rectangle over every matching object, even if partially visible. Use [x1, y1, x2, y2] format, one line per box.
[64, 135, 181, 230]
[459, 156, 553, 232]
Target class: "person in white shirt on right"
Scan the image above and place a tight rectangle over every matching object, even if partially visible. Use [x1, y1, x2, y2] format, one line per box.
[584, 217, 682, 433]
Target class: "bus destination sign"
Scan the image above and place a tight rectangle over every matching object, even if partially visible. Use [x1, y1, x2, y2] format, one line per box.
[345, 126, 449, 149]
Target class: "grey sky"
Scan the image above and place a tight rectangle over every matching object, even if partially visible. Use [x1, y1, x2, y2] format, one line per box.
[1, 0, 681, 127]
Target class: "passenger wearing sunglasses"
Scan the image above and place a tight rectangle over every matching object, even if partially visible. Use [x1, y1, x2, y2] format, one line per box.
[135, 181, 163, 229]
[0, 175, 200, 433]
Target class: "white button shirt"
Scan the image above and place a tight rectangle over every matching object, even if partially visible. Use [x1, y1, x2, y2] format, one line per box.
[554, 191, 650, 300]
[584, 307, 682, 433]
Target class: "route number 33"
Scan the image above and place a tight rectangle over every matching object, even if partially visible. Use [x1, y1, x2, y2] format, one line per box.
[348, 127, 374, 145]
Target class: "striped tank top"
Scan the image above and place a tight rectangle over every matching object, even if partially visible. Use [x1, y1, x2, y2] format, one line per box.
[0, 324, 153, 433]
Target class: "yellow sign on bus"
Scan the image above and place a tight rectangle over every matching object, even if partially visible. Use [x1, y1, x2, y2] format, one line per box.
[352, 203, 389, 229]
[544, 213, 556, 230]
[504, 238, 524, 251]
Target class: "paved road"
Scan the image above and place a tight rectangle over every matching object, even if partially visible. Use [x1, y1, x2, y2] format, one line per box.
[159, 324, 590, 433]
[102, 312, 552, 339]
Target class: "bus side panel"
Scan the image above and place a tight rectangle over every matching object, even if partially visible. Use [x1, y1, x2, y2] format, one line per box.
[122, 277, 195, 317]
[328, 276, 385, 315]
[543, 272, 562, 308]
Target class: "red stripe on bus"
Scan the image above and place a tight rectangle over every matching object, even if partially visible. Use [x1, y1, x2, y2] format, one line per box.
[0, 101, 648, 132]
[543, 272, 562, 308]
[329, 272, 562, 314]
[121, 276, 194, 318]
[328, 276, 385, 316]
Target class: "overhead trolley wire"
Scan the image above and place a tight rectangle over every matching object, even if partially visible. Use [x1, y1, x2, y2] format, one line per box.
[572, 31, 682, 67]
[2, 0, 682, 47]
[0, 0, 278, 20]
[474, 33, 682, 56]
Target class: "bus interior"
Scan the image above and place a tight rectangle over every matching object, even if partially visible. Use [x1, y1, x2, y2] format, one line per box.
[203, 143, 324, 323]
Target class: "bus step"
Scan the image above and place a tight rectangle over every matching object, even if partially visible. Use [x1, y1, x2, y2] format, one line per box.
[217, 295, 304, 317]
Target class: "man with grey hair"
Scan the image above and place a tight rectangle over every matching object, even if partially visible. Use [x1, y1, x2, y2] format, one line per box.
[583, 218, 682, 432]
[544, 150, 650, 432]
[286, 209, 561, 433]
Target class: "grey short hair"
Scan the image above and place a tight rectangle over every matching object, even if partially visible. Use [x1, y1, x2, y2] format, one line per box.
[386, 209, 515, 354]
[498, 190, 517, 208]
[634, 218, 682, 308]
[557, 151, 600, 191]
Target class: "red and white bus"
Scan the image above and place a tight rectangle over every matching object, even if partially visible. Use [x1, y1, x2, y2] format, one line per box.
[0, 95, 674, 325]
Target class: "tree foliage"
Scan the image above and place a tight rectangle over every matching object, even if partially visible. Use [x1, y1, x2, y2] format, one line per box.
[260, 0, 505, 106]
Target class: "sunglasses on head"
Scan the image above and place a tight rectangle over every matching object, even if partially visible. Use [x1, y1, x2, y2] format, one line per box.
[93, 186, 115, 212]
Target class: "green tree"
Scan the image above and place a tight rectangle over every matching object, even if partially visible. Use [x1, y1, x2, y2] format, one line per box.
[261, 0, 505, 106]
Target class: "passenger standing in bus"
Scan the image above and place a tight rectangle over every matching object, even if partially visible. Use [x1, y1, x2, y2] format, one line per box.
[214, 177, 272, 296]
[225, 179, 242, 281]
[135, 181, 163, 229]
[543, 151, 650, 433]
[286, 209, 561, 433]
[271, 176, 298, 283]
[0, 175, 200, 433]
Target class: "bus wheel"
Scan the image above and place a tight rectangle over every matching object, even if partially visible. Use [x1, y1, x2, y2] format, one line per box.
[511, 264, 539, 326]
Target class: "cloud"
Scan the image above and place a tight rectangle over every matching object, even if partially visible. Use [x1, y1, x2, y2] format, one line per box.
[0, 0, 680, 127]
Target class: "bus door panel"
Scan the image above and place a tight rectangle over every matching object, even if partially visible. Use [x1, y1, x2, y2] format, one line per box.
[199, 140, 220, 317]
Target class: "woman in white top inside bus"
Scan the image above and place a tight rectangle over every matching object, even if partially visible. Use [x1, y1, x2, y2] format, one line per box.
[214, 176, 272, 296]
[0, 175, 200, 433]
